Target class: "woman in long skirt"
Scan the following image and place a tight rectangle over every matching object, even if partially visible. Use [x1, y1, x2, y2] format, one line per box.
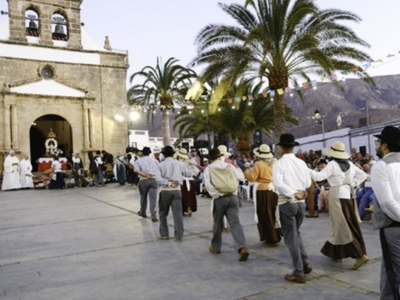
[309, 141, 369, 269]
[244, 144, 281, 244]
[49, 156, 65, 189]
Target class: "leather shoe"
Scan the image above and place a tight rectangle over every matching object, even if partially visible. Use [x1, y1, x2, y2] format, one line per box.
[157, 235, 169, 240]
[304, 263, 312, 274]
[152, 217, 158, 222]
[208, 246, 221, 254]
[137, 211, 147, 218]
[238, 247, 249, 261]
[284, 274, 306, 284]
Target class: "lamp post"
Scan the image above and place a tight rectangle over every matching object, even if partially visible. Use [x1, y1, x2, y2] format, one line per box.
[313, 109, 325, 148]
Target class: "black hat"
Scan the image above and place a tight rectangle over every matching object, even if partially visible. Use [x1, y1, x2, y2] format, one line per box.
[374, 126, 400, 146]
[276, 133, 299, 147]
[142, 147, 152, 155]
[161, 146, 175, 157]
[208, 148, 224, 160]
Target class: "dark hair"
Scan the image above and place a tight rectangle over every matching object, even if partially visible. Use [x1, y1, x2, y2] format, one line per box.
[387, 143, 400, 153]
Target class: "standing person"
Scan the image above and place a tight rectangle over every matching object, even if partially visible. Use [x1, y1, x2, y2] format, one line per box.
[272, 133, 312, 283]
[49, 156, 64, 189]
[20, 154, 34, 189]
[134, 147, 160, 222]
[309, 140, 368, 269]
[370, 126, 400, 300]
[244, 144, 281, 245]
[175, 148, 198, 216]
[157, 146, 192, 241]
[72, 153, 84, 188]
[2, 150, 21, 191]
[93, 151, 105, 187]
[204, 148, 249, 261]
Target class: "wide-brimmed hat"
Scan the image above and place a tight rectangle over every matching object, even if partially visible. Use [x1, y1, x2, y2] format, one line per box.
[276, 133, 299, 147]
[374, 126, 400, 146]
[176, 148, 189, 159]
[253, 144, 273, 159]
[161, 146, 175, 157]
[208, 148, 224, 160]
[217, 145, 231, 158]
[142, 146, 151, 155]
[324, 141, 350, 159]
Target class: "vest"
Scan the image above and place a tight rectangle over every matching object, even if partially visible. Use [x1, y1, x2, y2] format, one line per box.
[373, 152, 400, 230]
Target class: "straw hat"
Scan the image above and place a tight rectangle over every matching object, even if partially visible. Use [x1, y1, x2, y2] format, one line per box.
[176, 148, 189, 159]
[217, 145, 231, 158]
[323, 141, 350, 159]
[253, 144, 273, 159]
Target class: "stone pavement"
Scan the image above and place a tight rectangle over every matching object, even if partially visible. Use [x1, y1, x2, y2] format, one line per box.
[0, 184, 381, 300]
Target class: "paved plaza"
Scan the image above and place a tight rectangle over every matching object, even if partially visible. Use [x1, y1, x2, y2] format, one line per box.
[0, 184, 381, 300]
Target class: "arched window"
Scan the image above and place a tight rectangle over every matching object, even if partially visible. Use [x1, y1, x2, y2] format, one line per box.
[51, 12, 68, 41]
[25, 8, 39, 37]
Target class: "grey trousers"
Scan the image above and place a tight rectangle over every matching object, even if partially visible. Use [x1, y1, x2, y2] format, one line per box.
[94, 168, 104, 186]
[158, 190, 184, 239]
[279, 202, 310, 277]
[380, 227, 400, 300]
[138, 179, 158, 218]
[212, 195, 246, 252]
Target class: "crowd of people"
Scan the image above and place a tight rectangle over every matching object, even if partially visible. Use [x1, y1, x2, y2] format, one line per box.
[2, 126, 400, 298]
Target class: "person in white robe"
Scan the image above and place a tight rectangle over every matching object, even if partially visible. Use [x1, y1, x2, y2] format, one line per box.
[1, 150, 22, 191]
[20, 155, 34, 189]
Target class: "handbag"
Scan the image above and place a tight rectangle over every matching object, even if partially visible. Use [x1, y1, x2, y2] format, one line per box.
[51, 173, 57, 181]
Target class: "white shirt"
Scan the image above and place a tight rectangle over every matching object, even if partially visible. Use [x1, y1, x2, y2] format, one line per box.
[371, 152, 400, 222]
[310, 160, 367, 199]
[273, 153, 311, 201]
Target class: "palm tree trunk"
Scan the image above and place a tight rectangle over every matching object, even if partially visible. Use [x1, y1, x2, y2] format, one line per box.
[236, 138, 252, 158]
[162, 111, 171, 146]
[273, 93, 287, 158]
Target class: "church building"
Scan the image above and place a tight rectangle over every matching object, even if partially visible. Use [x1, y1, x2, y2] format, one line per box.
[0, 0, 128, 171]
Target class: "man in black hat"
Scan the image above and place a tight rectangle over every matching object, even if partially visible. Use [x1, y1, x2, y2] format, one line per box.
[370, 125, 400, 299]
[272, 133, 312, 283]
[156, 146, 192, 241]
[204, 148, 249, 261]
[134, 146, 161, 222]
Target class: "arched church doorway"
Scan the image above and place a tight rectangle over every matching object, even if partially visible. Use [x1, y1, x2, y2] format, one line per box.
[29, 114, 73, 171]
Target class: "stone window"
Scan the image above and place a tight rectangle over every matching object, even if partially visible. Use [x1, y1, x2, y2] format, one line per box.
[51, 12, 68, 41]
[25, 8, 40, 37]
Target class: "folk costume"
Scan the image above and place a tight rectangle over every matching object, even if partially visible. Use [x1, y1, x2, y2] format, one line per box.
[310, 141, 368, 269]
[49, 158, 64, 189]
[370, 126, 400, 300]
[273, 134, 312, 283]
[244, 144, 281, 244]
[157, 146, 192, 241]
[134, 147, 160, 221]
[204, 148, 249, 261]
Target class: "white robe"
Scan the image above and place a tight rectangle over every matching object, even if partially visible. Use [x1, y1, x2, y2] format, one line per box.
[20, 159, 34, 188]
[2, 155, 22, 190]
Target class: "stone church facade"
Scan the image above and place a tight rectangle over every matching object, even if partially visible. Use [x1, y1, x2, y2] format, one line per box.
[0, 0, 128, 170]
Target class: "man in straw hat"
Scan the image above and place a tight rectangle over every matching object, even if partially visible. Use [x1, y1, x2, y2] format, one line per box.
[204, 148, 249, 261]
[244, 144, 281, 245]
[156, 146, 192, 241]
[370, 125, 400, 299]
[134, 147, 161, 222]
[272, 133, 312, 283]
[310, 140, 368, 270]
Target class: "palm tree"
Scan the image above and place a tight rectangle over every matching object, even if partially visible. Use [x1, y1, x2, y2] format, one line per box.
[175, 79, 297, 157]
[127, 57, 196, 146]
[192, 0, 373, 145]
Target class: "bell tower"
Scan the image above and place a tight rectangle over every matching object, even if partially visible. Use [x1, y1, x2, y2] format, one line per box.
[7, 0, 83, 49]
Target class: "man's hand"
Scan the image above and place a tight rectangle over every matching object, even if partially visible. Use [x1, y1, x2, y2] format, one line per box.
[294, 190, 307, 200]
[170, 181, 179, 188]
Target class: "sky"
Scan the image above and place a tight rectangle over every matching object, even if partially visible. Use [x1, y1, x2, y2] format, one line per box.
[78, 0, 400, 87]
[1, 0, 400, 87]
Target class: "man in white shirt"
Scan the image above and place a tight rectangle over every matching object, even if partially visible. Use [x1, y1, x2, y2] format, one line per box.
[273, 133, 312, 283]
[370, 126, 400, 300]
